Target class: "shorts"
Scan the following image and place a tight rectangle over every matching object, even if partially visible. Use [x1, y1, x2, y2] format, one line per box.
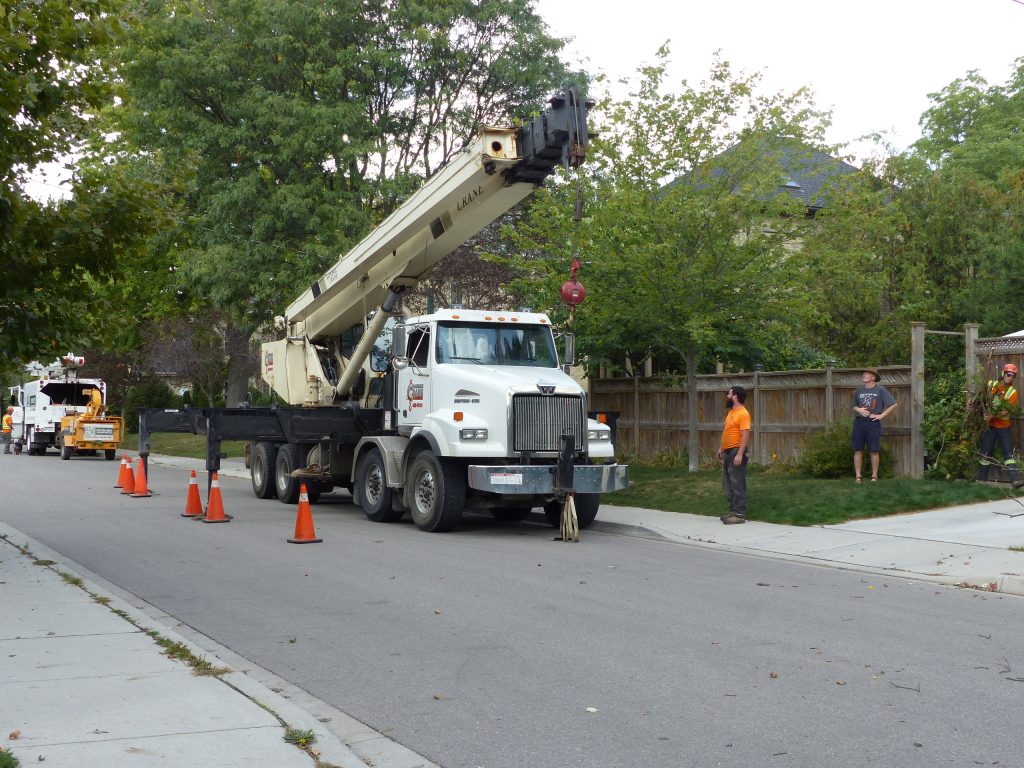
[851, 418, 881, 453]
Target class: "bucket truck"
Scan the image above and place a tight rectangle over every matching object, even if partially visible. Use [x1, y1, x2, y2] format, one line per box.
[11, 354, 121, 459]
[141, 88, 628, 532]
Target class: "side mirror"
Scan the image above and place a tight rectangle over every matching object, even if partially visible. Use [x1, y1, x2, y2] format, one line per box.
[392, 325, 407, 358]
[562, 333, 576, 367]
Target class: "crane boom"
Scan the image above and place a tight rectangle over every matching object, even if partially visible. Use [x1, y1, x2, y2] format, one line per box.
[286, 90, 588, 340]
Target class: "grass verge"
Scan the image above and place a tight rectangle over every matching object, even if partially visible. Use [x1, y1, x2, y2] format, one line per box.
[609, 464, 1012, 526]
[139, 432, 248, 461]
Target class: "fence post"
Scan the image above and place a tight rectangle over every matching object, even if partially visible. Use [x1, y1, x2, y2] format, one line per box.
[825, 360, 835, 425]
[964, 323, 979, 396]
[911, 322, 925, 479]
[752, 365, 763, 464]
[633, 373, 640, 457]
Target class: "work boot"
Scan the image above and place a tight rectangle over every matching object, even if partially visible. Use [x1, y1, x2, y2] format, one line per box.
[720, 514, 746, 525]
[1013, 480, 1024, 490]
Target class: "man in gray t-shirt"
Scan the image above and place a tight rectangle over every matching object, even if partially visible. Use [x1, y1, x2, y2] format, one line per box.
[851, 367, 898, 482]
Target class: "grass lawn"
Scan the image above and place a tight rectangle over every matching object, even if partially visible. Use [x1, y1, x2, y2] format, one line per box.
[139, 432, 249, 461]
[609, 464, 1013, 526]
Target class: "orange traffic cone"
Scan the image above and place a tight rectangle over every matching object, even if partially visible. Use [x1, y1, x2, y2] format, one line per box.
[120, 457, 136, 495]
[287, 484, 322, 544]
[115, 454, 128, 488]
[201, 472, 231, 523]
[181, 470, 203, 518]
[131, 458, 152, 498]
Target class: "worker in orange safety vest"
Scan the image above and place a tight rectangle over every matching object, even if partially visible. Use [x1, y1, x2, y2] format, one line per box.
[2, 406, 13, 455]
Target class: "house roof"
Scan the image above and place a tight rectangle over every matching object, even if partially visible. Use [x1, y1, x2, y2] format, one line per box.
[772, 142, 859, 211]
[666, 139, 860, 213]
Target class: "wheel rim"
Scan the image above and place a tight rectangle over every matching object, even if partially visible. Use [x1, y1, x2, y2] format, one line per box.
[276, 457, 288, 494]
[412, 466, 436, 515]
[253, 455, 266, 488]
[364, 461, 384, 507]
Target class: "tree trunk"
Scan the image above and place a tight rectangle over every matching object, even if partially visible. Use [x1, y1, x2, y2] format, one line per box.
[686, 351, 700, 473]
[224, 322, 254, 407]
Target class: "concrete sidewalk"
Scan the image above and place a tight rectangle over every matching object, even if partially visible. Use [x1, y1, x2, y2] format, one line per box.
[0, 524, 432, 768]
[591, 499, 1024, 595]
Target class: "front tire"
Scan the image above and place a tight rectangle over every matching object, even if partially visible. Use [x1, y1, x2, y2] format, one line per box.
[356, 448, 402, 522]
[407, 451, 465, 532]
[274, 443, 303, 504]
[60, 437, 71, 461]
[543, 493, 601, 529]
[251, 442, 278, 499]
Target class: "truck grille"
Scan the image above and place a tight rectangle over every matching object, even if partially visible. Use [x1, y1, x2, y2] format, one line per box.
[512, 394, 585, 452]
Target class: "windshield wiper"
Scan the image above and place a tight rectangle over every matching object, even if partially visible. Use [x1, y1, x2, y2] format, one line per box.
[448, 356, 483, 364]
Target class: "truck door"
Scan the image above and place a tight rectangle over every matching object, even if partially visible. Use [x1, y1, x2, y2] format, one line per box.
[395, 324, 431, 429]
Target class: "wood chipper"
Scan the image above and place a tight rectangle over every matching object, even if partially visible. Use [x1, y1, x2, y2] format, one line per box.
[58, 386, 123, 460]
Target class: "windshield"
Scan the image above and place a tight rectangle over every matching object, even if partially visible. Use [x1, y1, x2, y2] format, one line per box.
[436, 323, 557, 368]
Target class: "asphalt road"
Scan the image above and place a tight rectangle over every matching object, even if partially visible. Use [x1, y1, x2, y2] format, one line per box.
[3, 453, 1023, 768]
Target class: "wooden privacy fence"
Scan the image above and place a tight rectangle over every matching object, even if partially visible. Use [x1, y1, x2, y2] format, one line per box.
[590, 366, 913, 475]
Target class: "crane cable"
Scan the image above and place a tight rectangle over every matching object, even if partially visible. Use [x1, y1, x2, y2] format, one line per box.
[558, 87, 588, 543]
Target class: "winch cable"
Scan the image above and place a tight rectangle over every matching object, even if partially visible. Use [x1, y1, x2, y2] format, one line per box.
[557, 88, 589, 542]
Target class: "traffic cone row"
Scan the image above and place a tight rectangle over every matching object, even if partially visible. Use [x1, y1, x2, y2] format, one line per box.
[114, 453, 153, 497]
[112, 452, 321, 542]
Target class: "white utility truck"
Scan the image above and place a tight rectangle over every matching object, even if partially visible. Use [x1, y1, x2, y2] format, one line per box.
[141, 89, 627, 531]
[10, 355, 116, 457]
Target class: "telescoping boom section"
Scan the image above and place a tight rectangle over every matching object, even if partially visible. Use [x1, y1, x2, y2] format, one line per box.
[263, 89, 590, 405]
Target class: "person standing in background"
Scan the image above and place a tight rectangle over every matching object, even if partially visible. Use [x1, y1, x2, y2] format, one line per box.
[852, 367, 898, 482]
[2, 407, 13, 454]
[717, 386, 750, 524]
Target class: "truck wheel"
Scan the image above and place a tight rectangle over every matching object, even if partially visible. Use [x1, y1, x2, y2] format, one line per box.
[104, 449, 117, 461]
[407, 452, 465, 532]
[59, 437, 71, 461]
[251, 442, 278, 499]
[274, 443, 303, 504]
[356, 448, 401, 522]
[543, 494, 601, 529]
[490, 506, 533, 522]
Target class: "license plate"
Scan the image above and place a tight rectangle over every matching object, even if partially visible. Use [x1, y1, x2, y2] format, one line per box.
[84, 425, 114, 440]
[491, 472, 523, 486]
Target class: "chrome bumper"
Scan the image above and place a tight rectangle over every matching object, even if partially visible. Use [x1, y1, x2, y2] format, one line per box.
[467, 464, 629, 494]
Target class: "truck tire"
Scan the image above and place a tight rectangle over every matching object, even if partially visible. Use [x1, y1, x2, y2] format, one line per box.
[59, 436, 71, 461]
[543, 493, 601, 529]
[356, 448, 402, 522]
[407, 451, 465, 532]
[274, 443, 303, 505]
[251, 442, 278, 499]
[104, 449, 117, 461]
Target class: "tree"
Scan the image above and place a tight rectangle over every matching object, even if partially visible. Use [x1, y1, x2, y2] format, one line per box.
[508, 51, 831, 469]
[0, 0, 130, 367]
[100, 0, 578, 404]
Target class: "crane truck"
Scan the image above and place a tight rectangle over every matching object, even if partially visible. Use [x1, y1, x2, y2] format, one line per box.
[141, 88, 628, 532]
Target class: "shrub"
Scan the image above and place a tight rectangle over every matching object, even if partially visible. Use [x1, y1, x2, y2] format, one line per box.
[797, 420, 894, 478]
[921, 369, 987, 480]
[118, 377, 182, 431]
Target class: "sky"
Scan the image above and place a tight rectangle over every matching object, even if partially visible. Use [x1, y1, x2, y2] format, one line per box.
[535, 0, 1024, 157]
[25, 0, 1023, 200]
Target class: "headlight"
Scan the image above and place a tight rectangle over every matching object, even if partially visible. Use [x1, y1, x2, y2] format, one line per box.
[460, 428, 488, 440]
[587, 429, 610, 441]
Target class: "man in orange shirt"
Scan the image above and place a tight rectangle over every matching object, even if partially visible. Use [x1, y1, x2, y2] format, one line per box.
[978, 363, 1020, 485]
[717, 386, 751, 524]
